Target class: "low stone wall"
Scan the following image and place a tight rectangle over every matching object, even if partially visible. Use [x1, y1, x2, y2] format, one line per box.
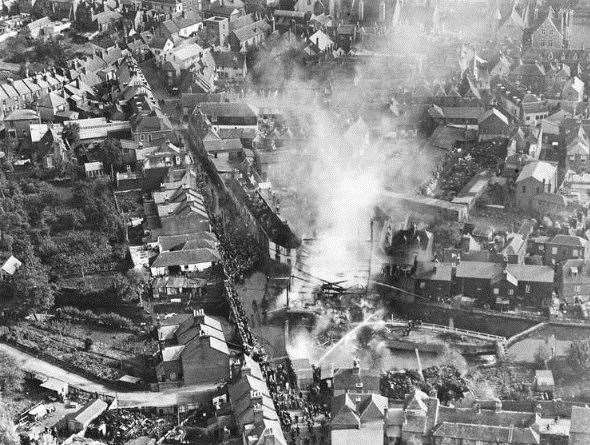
[392, 301, 540, 338]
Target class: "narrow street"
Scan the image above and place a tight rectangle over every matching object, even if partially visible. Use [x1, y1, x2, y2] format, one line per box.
[0, 343, 216, 408]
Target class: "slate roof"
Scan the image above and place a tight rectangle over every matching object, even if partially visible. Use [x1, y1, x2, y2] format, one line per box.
[415, 263, 454, 282]
[332, 367, 380, 393]
[203, 135, 244, 153]
[5, 109, 39, 121]
[515, 161, 556, 183]
[151, 248, 220, 267]
[158, 232, 218, 251]
[455, 261, 501, 279]
[231, 19, 270, 43]
[428, 106, 484, 120]
[197, 101, 257, 119]
[479, 108, 509, 126]
[229, 12, 255, 30]
[507, 264, 554, 283]
[37, 91, 68, 110]
[548, 234, 586, 247]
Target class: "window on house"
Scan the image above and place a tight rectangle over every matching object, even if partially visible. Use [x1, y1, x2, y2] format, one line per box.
[525, 284, 531, 293]
[522, 186, 526, 193]
[508, 289, 514, 295]
[419, 281, 426, 289]
[552, 247, 557, 254]
[573, 249, 579, 257]
[493, 288, 499, 295]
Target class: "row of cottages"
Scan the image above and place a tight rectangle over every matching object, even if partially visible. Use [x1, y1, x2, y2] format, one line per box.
[137, 151, 225, 311]
[3, 78, 102, 141]
[331, 388, 590, 445]
[147, 176, 219, 276]
[226, 356, 287, 445]
[155, 309, 231, 387]
[113, 55, 175, 146]
[428, 105, 513, 142]
[189, 98, 301, 267]
[228, 15, 270, 53]
[453, 226, 588, 267]
[0, 43, 123, 115]
[0, 71, 69, 114]
[414, 261, 555, 309]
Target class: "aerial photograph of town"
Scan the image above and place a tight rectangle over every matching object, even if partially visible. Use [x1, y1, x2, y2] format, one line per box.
[0, 0, 590, 443]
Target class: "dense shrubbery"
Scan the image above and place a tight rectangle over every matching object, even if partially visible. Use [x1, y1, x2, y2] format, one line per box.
[0, 178, 126, 318]
[55, 307, 138, 332]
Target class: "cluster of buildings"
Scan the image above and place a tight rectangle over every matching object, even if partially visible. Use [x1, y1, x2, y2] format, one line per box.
[416, 0, 589, 220]
[187, 98, 302, 267]
[154, 309, 231, 389]
[330, 387, 590, 445]
[380, 210, 590, 315]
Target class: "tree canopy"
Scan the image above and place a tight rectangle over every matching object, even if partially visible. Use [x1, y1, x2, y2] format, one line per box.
[9, 256, 54, 317]
[0, 399, 18, 445]
[0, 351, 24, 395]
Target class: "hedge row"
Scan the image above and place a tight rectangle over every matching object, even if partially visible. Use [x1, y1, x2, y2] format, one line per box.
[55, 306, 139, 332]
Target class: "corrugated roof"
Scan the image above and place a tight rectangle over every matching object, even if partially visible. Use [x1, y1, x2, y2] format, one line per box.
[73, 399, 108, 426]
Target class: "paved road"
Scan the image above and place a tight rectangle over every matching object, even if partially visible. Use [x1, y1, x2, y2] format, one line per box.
[0, 342, 215, 408]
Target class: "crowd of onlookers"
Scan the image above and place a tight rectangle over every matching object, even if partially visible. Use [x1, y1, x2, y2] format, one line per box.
[210, 200, 335, 443]
[210, 214, 262, 280]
